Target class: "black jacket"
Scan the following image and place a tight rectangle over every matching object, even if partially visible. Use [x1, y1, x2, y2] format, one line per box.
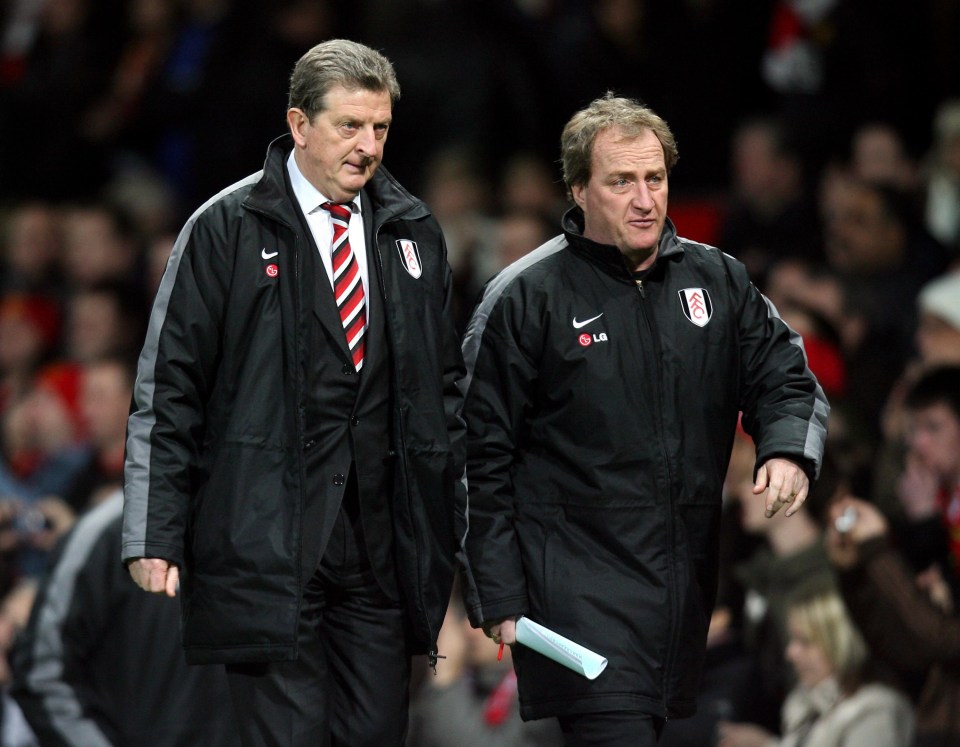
[12, 492, 239, 746]
[122, 136, 467, 664]
[460, 208, 828, 720]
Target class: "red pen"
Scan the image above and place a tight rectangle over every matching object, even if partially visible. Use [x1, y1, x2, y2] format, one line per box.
[497, 641, 505, 661]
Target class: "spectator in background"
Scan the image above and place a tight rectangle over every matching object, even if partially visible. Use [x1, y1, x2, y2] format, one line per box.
[716, 583, 915, 747]
[0, 295, 60, 416]
[458, 210, 556, 333]
[820, 173, 949, 349]
[421, 144, 497, 330]
[870, 272, 960, 529]
[496, 152, 567, 224]
[59, 202, 144, 292]
[0, 363, 87, 499]
[60, 356, 134, 514]
[0, 203, 62, 296]
[819, 170, 951, 433]
[914, 271, 960, 367]
[826, 491, 960, 747]
[63, 282, 148, 365]
[718, 116, 822, 285]
[850, 121, 922, 197]
[893, 366, 960, 582]
[0, 363, 87, 579]
[491, 211, 556, 272]
[11, 489, 238, 746]
[102, 168, 180, 244]
[726, 441, 844, 733]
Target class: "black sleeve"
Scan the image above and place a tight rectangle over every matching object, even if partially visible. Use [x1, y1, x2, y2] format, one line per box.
[10, 504, 124, 747]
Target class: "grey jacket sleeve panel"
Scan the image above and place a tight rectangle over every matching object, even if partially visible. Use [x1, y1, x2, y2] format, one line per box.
[459, 240, 565, 627]
[731, 258, 829, 478]
[122, 176, 256, 566]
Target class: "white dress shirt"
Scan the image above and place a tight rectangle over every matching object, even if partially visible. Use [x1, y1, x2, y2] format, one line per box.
[286, 151, 370, 303]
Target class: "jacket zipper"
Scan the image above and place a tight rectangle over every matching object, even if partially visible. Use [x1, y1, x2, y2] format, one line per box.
[291, 228, 306, 658]
[373, 214, 440, 668]
[635, 276, 678, 718]
[249, 205, 307, 657]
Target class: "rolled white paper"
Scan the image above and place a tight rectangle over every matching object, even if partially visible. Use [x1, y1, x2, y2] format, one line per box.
[515, 616, 608, 680]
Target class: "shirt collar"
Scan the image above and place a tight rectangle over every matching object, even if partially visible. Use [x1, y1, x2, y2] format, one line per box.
[285, 151, 361, 215]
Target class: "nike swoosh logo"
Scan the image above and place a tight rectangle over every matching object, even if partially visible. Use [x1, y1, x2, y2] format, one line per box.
[572, 313, 604, 329]
[261, 248, 279, 259]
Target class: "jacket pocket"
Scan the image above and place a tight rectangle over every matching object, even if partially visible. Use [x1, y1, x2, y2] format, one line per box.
[183, 443, 300, 652]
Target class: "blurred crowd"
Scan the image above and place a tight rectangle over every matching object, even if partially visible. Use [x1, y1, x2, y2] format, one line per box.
[0, 0, 959, 745]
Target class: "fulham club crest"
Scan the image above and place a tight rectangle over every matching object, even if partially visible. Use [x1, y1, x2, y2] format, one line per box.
[679, 288, 712, 327]
[396, 239, 422, 279]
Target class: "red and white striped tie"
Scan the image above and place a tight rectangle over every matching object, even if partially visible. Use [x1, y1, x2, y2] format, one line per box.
[322, 202, 366, 371]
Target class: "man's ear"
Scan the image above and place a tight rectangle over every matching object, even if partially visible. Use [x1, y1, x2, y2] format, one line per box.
[287, 108, 309, 147]
[571, 183, 585, 210]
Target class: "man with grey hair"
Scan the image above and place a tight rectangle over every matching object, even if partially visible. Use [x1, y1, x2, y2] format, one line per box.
[122, 39, 467, 745]
[460, 93, 829, 745]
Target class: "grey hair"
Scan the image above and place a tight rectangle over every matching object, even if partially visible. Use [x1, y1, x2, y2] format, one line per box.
[560, 92, 679, 195]
[288, 39, 401, 119]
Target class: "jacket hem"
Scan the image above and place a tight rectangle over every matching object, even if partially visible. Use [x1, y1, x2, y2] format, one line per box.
[184, 643, 296, 665]
[519, 692, 695, 721]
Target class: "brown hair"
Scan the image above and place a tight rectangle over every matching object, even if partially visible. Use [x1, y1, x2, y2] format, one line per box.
[560, 92, 679, 195]
[288, 39, 400, 120]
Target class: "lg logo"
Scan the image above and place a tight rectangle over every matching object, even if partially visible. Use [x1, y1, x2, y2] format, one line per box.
[578, 333, 608, 347]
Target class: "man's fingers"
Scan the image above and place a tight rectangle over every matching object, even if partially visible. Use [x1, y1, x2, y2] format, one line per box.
[765, 482, 805, 518]
[760, 460, 810, 518]
[499, 618, 518, 645]
[165, 565, 180, 598]
[483, 617, 517, 645]
[145, 559, 167, 592]
[128, 558, 178, 595]
[751, 464, 769, 495]
[764, 477, 791, 517]
[784, 483, 808, 517]
[765, 495, 785, 518]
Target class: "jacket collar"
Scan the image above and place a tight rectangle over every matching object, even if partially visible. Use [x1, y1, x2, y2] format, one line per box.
[244, 134, 429, 226]
[561, 205, 683, 280]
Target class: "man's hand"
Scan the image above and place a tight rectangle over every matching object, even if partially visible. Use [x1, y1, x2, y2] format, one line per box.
[128, 557, 179, 597]
[482, 617, 517, 646]
[753, 457, 809, 518]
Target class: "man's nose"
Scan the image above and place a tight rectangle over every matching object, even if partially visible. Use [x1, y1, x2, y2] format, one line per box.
[355, 126, 378, 155]
[630, 183, 654, 210]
